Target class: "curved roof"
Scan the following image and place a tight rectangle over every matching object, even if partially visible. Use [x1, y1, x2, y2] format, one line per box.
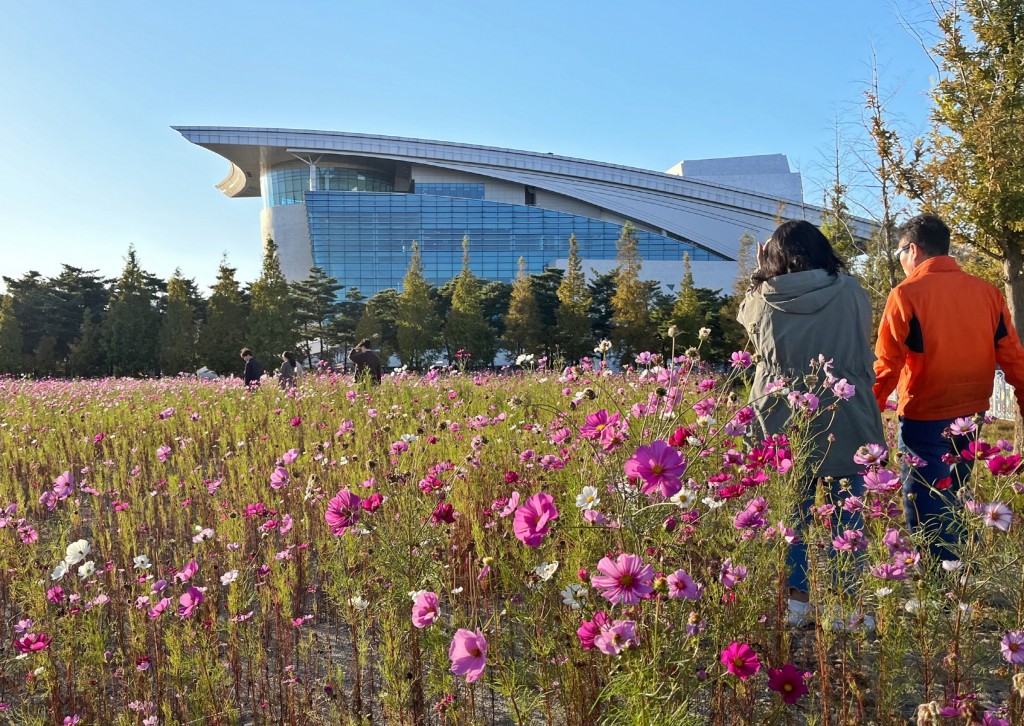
[173, 126, 874, 259]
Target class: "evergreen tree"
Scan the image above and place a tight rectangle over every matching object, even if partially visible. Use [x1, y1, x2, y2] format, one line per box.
[528, 267, 564, 360]
[32, 335, 59, 377]
[588, 269, 618, 343]
[610, 223, 654, 361]
[0, 295, 24, 374]
[670, 255, 703, 347]
[1, 271, 59, 361]
[443, 236, 496, 366]
[248, 239, 297, 361]
[159, 270, 199, 375]
[290, 267, 344, 366]
[68, 313, 107, 377]
[502, 257, 543, 356]
[397, 242, 442, 368]
[327, 287, 366, 368]
[731, 231, 758, 297]
[356, 288, 400, 364]
[50, 266, 111, 367]
[197, 258, 248, 377]
[556, 234, 594, 362]
[104, 247, 161, 377]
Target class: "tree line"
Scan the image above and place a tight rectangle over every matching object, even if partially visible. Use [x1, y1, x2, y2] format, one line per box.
[0, 227, 756, 378]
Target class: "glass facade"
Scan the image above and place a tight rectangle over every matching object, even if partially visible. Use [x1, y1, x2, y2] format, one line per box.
[414, 183, 485, 199]
[262, 166, 393, 207]
[304, 191, 725, 297]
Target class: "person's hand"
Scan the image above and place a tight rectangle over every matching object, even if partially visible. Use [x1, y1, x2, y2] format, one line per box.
[756, 240, 768, 269]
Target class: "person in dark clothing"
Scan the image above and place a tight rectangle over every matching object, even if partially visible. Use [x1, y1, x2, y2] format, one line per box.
[240, 348, 264, 387]
[278, 351, 298, 389]
[349, 339, 382, 384]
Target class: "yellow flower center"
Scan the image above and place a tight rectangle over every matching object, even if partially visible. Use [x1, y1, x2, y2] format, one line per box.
[652, 465, 664, 476]
[783, 683, 793, 692]
[619, 574, 633, 588]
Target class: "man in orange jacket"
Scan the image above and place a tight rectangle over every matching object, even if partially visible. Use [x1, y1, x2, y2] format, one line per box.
[874, 214, 1024, 562]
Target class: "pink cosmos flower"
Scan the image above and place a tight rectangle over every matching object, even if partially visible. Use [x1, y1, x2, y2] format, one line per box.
[720, 642, 761, 681]
[156, 445, 172, 462]
[1001, 630, 1024, 665]
[579, 410, 621, 440]
[411, 591, 439, 629]
[853, 443, 888, 466]
[53, 471, 74, 499]
[577, 611, 611, 650]
[512, 492, 559, 548]
[270, 467, 290, 489]
[863, 469, 901, 495]
[730, 351, 752, 369]
[982, 502, 1013, 532]
[448, 628, 487, 683]
[594, 619, 637, 655]
[325, 490, 362, 536]
[623, 440, 686, 498]
[870, 563, 907, 581]
[831, 378, 856, 400]
[767, 663, 810, 704]
[14, 632, 52, 654]
[147, 598, 170, 620]
[988, 454, 1022, 475]
[282, 448, 300, 464]
[177, 587, 204, 619]
[949, 417, 977, 436]
[591, 553, 654, 605]
[666, 569, 703, 600]
[498, 491, 520, 518]
[174, 560, 198, 584]
[718, 558, 748, 589]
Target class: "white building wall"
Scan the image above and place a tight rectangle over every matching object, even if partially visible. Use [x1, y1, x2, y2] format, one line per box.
[262, 205, 313, 281]
[410, 165, 523, 204]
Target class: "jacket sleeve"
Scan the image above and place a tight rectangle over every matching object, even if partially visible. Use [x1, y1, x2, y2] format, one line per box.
[736, 293, 760, 336]
[992, 294, 1024, 414]
[873, 289, 909, 412]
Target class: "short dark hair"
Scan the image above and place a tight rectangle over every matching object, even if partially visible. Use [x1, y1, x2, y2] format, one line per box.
[897, 213, 950, 256]
[750, 220, 846, 289]
[240, 348, 252, 358]
[358, 339, 372, 349]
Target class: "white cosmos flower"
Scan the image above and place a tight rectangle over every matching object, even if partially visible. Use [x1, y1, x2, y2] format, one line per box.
[64, 539, 91, 565]
[534, 561, 559, 581]
[220, 569, 239, 586]
[408, 589, 428, 602]
[77, 560, 96, 579]
[560, 583, 586, 609]
[348, 595, 369, 611]
[670, 489, 697, 509]
[941, 560, 963, 572]
[575, 486, 600, 510]
[51, 561, 69, 580]
[701, 497, 726, 510]
[875, 587, 894, 597]
[133, 555, 152, 570]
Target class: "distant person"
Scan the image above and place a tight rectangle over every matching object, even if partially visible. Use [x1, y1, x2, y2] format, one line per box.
[874, 213, 1024, 562]
[278, 351, 299, 389]
[196, 366, 218, 381]
[240, 348, 264, 388]
[738, 220, 883, 628]
[349, 339, 382, 384]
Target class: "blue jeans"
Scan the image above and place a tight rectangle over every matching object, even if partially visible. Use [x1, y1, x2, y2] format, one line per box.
[788, 475, 865, 594]
[898, 416, 979, 563]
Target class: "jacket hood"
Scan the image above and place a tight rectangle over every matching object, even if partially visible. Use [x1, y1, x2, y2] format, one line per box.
[760, 269, 846, 314]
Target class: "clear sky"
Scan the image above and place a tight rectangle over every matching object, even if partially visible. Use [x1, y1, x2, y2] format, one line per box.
[0, 0, 937, 292]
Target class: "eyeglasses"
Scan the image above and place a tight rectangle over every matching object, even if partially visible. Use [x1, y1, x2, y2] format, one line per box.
[897, 244, 912, 257]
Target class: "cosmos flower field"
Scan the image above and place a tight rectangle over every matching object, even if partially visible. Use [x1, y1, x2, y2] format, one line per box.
[0, 357, 1022, 725]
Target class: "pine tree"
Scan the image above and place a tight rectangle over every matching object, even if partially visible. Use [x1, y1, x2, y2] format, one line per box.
[198, 258, 248, 377]
[327, 287, 366, 367]
[249, 239, 297, 361]
[50, 266, 111, 366]
[610, 223, 654, 361]
[671, 255, 703, 347]
[444, 236, 496, 366]
[290, 267, 344, 366]
[32, 336, 58, 377]
[588, 269, 618, 343]
[502, 257, 542, 356]
[68, 313, 107, 377]
[397, 242, 442, 368]
[0, 295, 24, 374]
[104, 247, 161, 377]
[356, 288, 400, 365]
[556, 234, 593, 362]
[159, 270, 199, 375]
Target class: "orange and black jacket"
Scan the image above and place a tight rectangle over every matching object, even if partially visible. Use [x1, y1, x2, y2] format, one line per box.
[873, 256, 1024, 420]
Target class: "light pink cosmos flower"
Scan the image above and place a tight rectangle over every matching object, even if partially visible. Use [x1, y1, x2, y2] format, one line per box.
[174, 561, 198, 584]
[623, 440, 686, 498]
[270, 467, 289, 489]
[156, 445, 172, 463]
[718, 558, 748, 589]
[1001, 630, 1024, 665]
[863, 469, 901, 494]
[178, 587, 204, 619]
[512, 492, 559, 548]
[448, 628, 487, 683]
[411, 591, 439, 629]
[594, 619, 637, 655]
[853, 443, 888, 466]
[982, 502, 1013, 531]
[147, 598, 170, 620]
[666, 569, 703, 600]
[831, 378, 856, 400]
[591, 553, 654, 605]
[325, 490, 362, 536]
[282, 448, 300, 464]
[499, 491, 520, 518]
[53, 471, 74, 499]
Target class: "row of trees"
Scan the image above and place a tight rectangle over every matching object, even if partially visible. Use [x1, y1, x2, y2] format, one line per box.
[0, 228, 753, 378]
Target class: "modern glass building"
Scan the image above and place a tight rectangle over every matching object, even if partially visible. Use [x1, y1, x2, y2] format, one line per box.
[174, 127, 874, 297]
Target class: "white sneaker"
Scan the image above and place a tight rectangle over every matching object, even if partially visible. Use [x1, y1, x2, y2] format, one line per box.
[787, 598, 813, 627]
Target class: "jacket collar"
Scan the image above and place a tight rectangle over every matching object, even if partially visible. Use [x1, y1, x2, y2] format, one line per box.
[906, 255, 960, 282]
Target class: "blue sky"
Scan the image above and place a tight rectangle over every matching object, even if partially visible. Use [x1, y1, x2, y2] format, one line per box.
[0, 1, 937, 291]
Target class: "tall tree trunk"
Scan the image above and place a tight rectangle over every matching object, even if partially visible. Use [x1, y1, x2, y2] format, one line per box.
[1003, 247, 1024, 451]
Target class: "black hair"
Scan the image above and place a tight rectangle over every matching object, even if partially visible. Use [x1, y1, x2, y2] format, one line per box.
[750, 220, 846, 290]
[358, 339, 372, 349]
[897, 213, 950, 256]
[282, 351, 296, 365]
[240, 348, 252, 358]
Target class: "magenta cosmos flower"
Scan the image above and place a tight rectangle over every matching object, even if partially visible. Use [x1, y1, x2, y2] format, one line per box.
[720, 641, 761, 681]
[767, 663, 810, 704]
[411, 591, 439, 629]
[1001, 630, 1024, 665]
[325, 490, 362, 536]
[623, 440, 686, 498]
[14, 632, 52, 654]
[449, 628, 487, 683]
[579, 409, 621, 440]
[512, 492, 559, 548]
[594, 619, 637, 655]
[591, 553, 654, 605]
